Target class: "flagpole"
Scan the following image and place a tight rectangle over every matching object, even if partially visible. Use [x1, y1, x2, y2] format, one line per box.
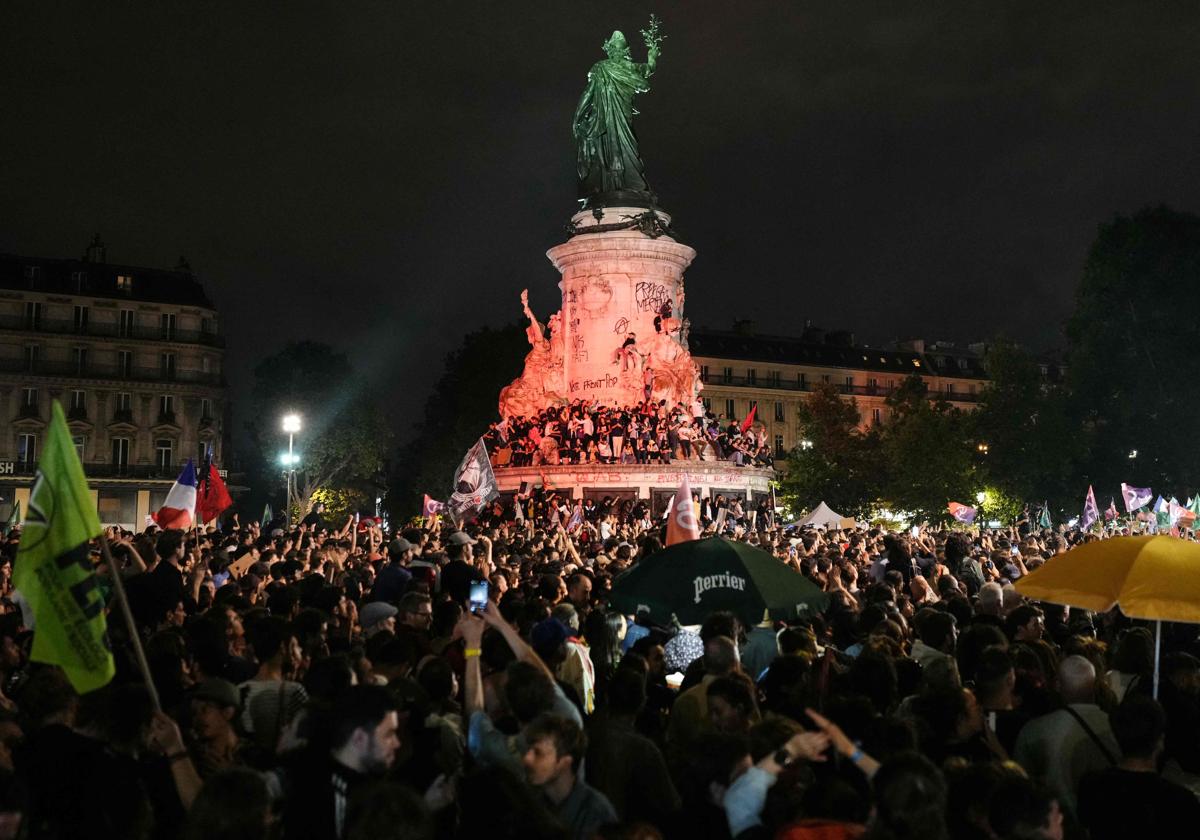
[97, 532, 161, 711]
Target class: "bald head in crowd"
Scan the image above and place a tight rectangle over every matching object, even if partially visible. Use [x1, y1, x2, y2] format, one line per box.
[1058, 655, 1097, 704]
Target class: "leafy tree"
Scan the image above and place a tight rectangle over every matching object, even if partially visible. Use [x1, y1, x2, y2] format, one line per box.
[247, 341, 390, 516]
[1067, 206, 1200, 493]
[973, 339, 1078, 509]
[878, 375, 977, 522]
[388, 324, 527, 520]
[778, 382, 881, 519]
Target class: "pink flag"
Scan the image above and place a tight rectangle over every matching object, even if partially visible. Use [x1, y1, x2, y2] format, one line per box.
[666, 475, 701, 546]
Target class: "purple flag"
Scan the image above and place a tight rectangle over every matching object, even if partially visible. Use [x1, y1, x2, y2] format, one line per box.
[1121, 483, 1152, 513]
[1081, 485, 1099, 530]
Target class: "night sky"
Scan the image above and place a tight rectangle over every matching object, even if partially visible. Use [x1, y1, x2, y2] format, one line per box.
[4, 2, 1199, 440]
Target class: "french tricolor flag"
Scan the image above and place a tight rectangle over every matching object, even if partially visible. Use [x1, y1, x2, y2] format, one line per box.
[152, 459, 198, 530]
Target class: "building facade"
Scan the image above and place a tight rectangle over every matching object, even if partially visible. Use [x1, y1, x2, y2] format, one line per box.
[689, 327, 989, 460]
[0, 239, 226, 528]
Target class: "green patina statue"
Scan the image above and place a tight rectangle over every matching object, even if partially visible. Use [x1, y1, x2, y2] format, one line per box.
[573, 16, 665, 208]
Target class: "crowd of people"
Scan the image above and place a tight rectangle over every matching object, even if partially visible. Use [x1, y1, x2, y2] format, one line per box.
[0, 500, 1198, 840]
[485, 400, 775, 468]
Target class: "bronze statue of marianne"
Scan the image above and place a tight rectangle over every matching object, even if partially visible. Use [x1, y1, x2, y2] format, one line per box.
[572, 16, 665, 209]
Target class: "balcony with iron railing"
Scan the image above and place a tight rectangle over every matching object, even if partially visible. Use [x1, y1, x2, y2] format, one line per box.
[0, 314, 224, 347]
[700, 373, 982, 402]
[2, 461, 179, 480]
[0, 357, 223, 386]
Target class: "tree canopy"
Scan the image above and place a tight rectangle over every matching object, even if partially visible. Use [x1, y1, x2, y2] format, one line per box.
[247, 341, 390, 517]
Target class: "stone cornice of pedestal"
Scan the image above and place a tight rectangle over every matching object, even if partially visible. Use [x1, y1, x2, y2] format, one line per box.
[547, 235, 697, 272]
[493, 462, 775, 494]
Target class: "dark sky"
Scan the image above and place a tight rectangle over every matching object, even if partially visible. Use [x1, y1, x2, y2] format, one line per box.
[4, 2, 1199, 441]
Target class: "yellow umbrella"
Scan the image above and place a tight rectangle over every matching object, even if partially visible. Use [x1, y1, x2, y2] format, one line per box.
[1014, 535, 1200, 697]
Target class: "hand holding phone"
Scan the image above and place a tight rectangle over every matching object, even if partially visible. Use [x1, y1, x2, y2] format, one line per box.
[469, 581, 489, 613]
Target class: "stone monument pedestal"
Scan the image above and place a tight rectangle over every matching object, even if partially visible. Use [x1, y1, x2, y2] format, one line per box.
[498, 207, 701, 417]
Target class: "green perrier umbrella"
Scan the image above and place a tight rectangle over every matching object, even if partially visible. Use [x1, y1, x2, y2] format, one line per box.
[609, 537, 830, 626]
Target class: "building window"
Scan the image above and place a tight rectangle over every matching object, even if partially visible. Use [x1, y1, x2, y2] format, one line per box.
[21, 388, 37, 409]
[946, 382, 956, 395]
[111, 437, 131, 471]
[70, 390, 86, 416]
[72, 434, 86, 462]
[769, 370, 781, 387]
[872, 407, 882, 424]
[200, 398, 212, 420]
[201, 356, 211, 373]
[17, 434, 36, 465]
[747, 368, 757, 386]
[72, 271, 89, 292]
[72, 347, 88, 373]
[116, 392, 132, 412]
[774, 434, 785, 456]
[798, 372, 807, 389]
[73, 305, 89, 333]
[867, 377, 877, 389]
[23, 301, 41, 329]
[23, 345, 39, 369]
[118, 350, 133, 377]
[159, 395, 174, 421]
[702, 397, 711, 412]
[155, 439, 173, 471]
[161, 353, 176, 380]
[23, 265, 41, 281]
[774, 401, 784, 422]
[722, 367, 733, 385]
[845, 375, 854, 387]
[700, 365, 709, 382]
[821, 374, 831, 383]
[117, 275, 133, 293]
[160, 313, 176, 340]
[119, 309, 135, 338]
[725, 399, 736, 419]
[198, 442, 209, 465]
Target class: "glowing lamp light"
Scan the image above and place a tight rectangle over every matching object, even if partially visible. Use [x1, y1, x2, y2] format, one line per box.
[976, 491, 987, 504]
[280, 453, 301, 467]
[282, 413, 302, 434]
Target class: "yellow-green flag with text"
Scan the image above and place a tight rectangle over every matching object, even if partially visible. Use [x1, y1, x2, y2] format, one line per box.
[13, 401, 113, 692]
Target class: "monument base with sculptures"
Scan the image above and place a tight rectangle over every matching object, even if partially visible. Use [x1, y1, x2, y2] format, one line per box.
[486, 17, 773, 510]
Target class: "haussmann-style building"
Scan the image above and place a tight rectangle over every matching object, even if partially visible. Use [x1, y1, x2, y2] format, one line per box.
[0, 237, 226, 529]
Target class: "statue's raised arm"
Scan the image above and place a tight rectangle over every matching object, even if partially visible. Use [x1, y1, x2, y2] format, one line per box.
[572, 16, 666, 209]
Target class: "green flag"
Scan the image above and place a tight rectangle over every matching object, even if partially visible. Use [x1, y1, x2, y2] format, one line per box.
[13, 401, 113, 693]
[2, 501, 18, 534]
[262, 503, 273, 528]
[1038, 502, 1051, 529]
[1189, 495, 1200, 521]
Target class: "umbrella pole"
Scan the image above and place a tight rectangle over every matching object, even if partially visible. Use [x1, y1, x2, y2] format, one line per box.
[1154, 619, 1162, 700]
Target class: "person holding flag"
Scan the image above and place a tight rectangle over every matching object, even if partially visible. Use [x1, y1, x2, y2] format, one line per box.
[1038, 501, 1052, 529]
[13, 402, 115, 694]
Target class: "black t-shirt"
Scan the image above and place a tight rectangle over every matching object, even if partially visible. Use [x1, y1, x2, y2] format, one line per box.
[440, 559, 481, 605]
[1077, 766, 1200, 840]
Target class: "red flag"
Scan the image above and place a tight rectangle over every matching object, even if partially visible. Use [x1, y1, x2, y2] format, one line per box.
[197, 461, 233, 525]
[666, 475, 701, 546]
[740, 403, 758, 435]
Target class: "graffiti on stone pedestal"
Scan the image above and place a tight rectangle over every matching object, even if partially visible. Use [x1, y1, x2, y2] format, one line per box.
[613, 316, 629, 334]
[635, 281, 669, 314]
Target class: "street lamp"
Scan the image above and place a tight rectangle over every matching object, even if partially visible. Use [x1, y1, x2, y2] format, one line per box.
[282, 413, 302, 524]
[976, 491, 987, 504]
[799, 439, 814, 451]
[976, 442, 989, 456]
[1128, 449, 1138, 459]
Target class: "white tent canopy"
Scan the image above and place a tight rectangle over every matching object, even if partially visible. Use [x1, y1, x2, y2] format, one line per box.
[797, 501, 851, 529]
